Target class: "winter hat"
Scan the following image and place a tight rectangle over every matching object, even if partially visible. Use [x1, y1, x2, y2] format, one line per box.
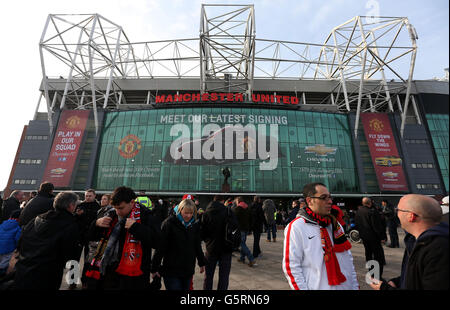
[238, 201, 248, 209]
[182, 194, 194, 201]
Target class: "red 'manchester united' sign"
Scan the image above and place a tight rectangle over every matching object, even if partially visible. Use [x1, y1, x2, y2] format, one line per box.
[42, 110, 90, 187]
[361, 113, 408, 192]
[155, 92, 299, 105]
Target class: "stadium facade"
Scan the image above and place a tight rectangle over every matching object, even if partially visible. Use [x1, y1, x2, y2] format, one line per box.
[4, 6, 449, 207]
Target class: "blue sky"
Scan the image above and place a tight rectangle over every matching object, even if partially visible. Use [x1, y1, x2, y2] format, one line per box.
[0, 0, 448, 191]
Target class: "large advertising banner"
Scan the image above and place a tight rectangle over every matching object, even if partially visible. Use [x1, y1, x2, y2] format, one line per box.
[361, 113, 408, 191]
[94, 108, 360, 193]
[42, 110, 90, 187]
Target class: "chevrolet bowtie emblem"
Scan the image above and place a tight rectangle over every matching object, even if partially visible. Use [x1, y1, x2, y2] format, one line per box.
[304, 144, 337, 156]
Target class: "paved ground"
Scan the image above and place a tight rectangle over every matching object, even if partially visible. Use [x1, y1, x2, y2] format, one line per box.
[61, 227, 405, 290]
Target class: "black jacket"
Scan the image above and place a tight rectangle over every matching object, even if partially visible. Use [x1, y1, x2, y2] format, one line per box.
[249, 202, 265, 233]
[1, 197, 20, 224]
[152, 202, 169, 226]
[151, 215, 205, 278]
[355, 205, 387, 242]
[201, 201, 232, 257]
[87, 205, 161, 287]
[285, 206, 300, 225]
[382, 223, 449, 290]
[382, 232, 415, 290]
[13, 209, 82, 290]
[77, 200, 101, 242]
[232, 205, 251, 232]
[441, 213, 449, 224]
[18, 192, 54, 227]
[405, 223, 449, 290]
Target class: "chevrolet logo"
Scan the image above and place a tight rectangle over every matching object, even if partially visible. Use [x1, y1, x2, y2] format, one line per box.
[382, 171, 398, 179]
[50, 168, 67, 175]
[304, 144, 337, 156]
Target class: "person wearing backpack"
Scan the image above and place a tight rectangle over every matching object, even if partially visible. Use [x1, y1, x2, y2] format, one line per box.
[201, 195, 235, 290]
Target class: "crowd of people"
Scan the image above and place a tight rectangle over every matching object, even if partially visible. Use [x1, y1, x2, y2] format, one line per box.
[0, 181, 448, 290]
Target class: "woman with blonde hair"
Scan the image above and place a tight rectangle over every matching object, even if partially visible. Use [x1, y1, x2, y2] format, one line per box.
[151, 199, 205, 290]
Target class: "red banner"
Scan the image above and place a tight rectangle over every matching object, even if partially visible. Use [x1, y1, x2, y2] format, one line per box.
[361, 113, 408, 192]
[42, 110, 90, 187]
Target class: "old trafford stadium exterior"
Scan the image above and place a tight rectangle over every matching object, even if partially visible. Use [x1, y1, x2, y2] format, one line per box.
[4, 5, 449, 208]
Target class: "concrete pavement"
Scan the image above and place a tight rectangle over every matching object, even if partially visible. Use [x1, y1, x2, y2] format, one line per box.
[189, 227, 405, 290]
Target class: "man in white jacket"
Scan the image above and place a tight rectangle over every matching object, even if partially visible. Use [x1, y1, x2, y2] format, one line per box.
[282, 182, 359, 290]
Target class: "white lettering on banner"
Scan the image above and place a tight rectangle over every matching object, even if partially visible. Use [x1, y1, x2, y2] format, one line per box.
[55, 144, 77, 151]
[306, 157, 335, 163]
[160, 114, 288, 125]
[101, 167, 161, 178]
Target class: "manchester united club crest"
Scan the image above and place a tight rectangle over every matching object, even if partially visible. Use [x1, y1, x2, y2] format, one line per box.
[66, 116, 81, 129]
[118, 134, 142, 159]
[369, 118, 384, 132]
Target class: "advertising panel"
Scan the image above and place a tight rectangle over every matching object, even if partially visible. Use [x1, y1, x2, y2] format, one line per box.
[94, 108, 359, 193]
[361, 113, 408, 191]
[42, 110, 90, 187]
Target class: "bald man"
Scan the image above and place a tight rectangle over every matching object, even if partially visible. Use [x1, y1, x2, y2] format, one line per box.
[371, 194, 449, 290]
[355, 197, 387, 279]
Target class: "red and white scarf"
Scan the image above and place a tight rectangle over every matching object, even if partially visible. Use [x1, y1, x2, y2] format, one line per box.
[115, 202, 144, 277]
[303, 206, 351, 286]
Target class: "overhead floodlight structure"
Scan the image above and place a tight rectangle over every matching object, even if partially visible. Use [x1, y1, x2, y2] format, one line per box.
[38, 8, 418, 139]
[200, 4, 255, 99]
[314, 16, 419, 138]
[39, 14, 136, 134]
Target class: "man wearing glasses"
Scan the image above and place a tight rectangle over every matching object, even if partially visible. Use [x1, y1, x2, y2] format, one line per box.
[355, 197, 387, 280]
[282, 182, 358, 290]
[370, 194, 448, 290]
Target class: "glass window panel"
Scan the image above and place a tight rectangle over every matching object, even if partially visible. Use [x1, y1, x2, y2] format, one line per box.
[314, 128, 324, 144]
[138, 111, 148, 125]
[262, 170, 273, 192]
[280, 126, 289, 143]
[323, 128, 331, 145]
[124, 112, 132, 127]
[148, 110, 157, 125]
[288, 127, 298, 144]
[297, 127, 307, 144]
[138, 126, 147, 140]
[306, 127, 315, 144]
[330, 130, 338, 145]
[154, 125, 165, 142]
[313, 113, 322, 128]
[296, 112, 305, 126]
[304, 112, 314, 128]
[287, 110, 296, 124]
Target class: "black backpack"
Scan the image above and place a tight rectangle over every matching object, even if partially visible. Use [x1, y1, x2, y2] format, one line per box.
[224, 207, 241, 251]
